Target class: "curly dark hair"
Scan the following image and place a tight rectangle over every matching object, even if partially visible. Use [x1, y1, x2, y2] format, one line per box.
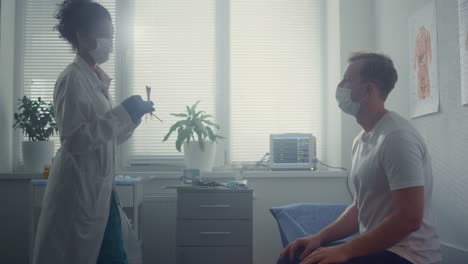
[54, 0, 111, 50]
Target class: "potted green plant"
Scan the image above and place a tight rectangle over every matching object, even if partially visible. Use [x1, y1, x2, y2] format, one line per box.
[163, 100, 223, 171]
[13, 96, 58, 172]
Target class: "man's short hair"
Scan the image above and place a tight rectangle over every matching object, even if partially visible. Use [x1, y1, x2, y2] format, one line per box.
[348, 51, 398, 101]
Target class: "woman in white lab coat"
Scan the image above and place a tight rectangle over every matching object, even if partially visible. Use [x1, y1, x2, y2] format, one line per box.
[32, 1, 153, 263]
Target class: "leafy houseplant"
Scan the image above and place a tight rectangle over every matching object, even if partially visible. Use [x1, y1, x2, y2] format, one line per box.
[13, 96, 58, 141]
[163, 100, 223, 152]
[163, 101, 223, 171]
[13, 96, 58, 172]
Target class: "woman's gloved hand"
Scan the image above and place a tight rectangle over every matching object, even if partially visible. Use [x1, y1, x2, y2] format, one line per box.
[121, 95, 155, 124]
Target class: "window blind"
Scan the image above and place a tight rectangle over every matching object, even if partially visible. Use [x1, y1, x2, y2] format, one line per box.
[22, 0, 116, 101]
[19, 0, 116, 162]
[230, 0, 323, 162]
[127, 0, 216, 165]
[18, 0, 326, 168]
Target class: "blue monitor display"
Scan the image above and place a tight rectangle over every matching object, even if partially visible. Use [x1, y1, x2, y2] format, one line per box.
[271, 137, 310, 165]
[270, 133, 316, 170]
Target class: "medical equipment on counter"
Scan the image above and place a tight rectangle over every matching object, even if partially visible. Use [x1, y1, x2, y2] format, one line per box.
[269, 133, 317, 170]
[180, 169, 201, 185]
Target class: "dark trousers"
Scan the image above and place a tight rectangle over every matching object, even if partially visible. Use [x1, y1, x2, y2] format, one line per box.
[343, 250, 413, 264]
[277, 247, 413, 264]
[97, 191, 128, 264]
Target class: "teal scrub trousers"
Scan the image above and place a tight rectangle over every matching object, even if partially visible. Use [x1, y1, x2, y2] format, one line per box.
[97, 191, 128, 264]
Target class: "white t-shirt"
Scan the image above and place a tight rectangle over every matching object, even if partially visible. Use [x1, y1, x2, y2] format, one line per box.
[351, 111, 441, 264]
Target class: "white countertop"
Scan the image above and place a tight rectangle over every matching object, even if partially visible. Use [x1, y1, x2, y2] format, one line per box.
[1, 169, 348, 180]
[119, 169, 348, 179]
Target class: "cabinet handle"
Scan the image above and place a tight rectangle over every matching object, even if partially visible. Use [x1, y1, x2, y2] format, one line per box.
[200, 232, 231, 236]
[199, 204, 232, 208]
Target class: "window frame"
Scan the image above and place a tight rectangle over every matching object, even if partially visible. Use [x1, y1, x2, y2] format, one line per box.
[14, 0, 328, 172]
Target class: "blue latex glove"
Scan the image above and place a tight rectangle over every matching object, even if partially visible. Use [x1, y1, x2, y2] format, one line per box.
[121, 95, 155, 124]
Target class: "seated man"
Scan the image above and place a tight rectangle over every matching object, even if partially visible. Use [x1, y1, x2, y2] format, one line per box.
[278, 51, 441, 264]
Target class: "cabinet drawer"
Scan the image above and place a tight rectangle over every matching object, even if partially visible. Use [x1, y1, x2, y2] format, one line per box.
[177, 246, 252, 264]
[178, 193, 252, 219]
[177, 219, 251, 246]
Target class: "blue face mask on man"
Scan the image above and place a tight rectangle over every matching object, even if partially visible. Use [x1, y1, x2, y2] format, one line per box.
[335, 86, 361, 116]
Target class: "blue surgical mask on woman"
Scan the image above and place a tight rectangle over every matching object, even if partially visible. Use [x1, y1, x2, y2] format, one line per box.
[89, 38, 113, 65]
[335, 86, 360, 116]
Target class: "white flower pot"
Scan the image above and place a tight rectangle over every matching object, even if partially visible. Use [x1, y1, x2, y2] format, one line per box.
[183, 141, 216, 172]
[22, 141, 55, 173]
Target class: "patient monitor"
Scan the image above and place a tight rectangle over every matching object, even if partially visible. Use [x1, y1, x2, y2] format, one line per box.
[269, 133, 317, 170]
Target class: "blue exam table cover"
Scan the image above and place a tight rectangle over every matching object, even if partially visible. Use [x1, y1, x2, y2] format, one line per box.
[270, 203, 357, 247]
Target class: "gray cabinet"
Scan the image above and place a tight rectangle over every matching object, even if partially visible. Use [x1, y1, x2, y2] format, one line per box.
[176, 188, 253, 264]
[0, 178, 33, 264]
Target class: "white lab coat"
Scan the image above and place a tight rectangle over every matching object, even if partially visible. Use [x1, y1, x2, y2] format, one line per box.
[33, 55, 139, 264]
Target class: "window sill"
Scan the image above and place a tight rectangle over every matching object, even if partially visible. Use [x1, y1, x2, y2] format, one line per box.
[0, 171, 43, 180]
[117, 169, 347, 179]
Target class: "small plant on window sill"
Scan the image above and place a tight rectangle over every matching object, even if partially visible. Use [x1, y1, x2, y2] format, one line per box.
[162, 100, 224, 152]
[13, 96, 57, 141]
[13, 95, 58, 172]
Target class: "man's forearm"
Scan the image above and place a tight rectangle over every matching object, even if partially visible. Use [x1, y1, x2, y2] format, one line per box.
[341, 212, 419, 258]
[316, 204, 359, 245]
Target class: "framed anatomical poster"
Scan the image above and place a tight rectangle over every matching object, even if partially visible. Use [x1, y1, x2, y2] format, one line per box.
[409, 1, 440, 118]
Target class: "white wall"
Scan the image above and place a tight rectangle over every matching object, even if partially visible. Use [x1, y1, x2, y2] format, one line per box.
[341, 0, 468, 253]
[323, 0, 342, 166]
[338, 0, 376, 171]
[0, 0, 15, 173]
[374, 0, 410, 116]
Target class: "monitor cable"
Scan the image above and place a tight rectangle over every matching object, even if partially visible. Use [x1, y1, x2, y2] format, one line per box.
[256, 152, 270, 168]
[315, 158, 354, 201]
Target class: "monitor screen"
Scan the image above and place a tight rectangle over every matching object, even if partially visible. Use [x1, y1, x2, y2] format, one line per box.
[271, 136, 310, 165]
[270, 133, 316, 170]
